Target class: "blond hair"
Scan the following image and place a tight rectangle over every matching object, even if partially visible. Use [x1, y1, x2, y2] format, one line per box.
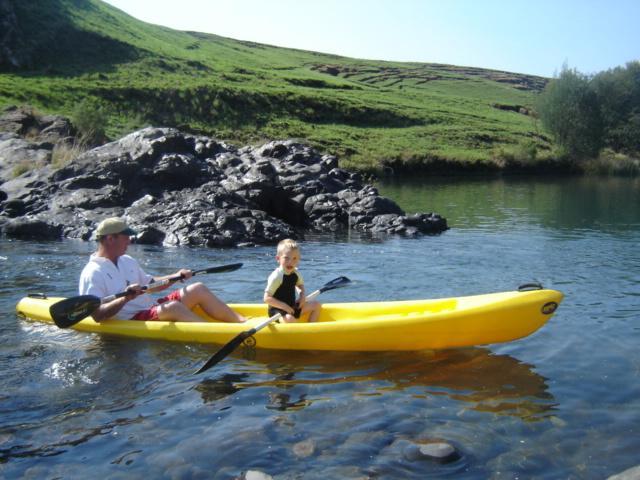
[277, 238, 299, 255]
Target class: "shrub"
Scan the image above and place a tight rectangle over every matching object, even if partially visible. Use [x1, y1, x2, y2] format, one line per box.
[583, 149, 640, 176]
[51, 141, 86, 168]
[72, 99, 108, 146]
[536, 66, 603, 159]
[11, 161, 31, 178]
[488, 141, 542, 169]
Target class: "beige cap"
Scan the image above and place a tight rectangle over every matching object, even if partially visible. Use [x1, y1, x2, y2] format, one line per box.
[95, 217, 136, 237]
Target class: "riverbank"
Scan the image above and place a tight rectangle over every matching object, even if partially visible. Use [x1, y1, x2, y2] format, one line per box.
[372, 147, 640, 177]
[1, 0, 551, 174]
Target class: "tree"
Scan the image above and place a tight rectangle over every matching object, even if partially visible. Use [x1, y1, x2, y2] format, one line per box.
[592, 61, 640, 152]
[536, 66, 603, 159]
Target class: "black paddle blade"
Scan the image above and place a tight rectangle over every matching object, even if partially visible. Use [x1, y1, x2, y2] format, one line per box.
[194, 330, 255, 374]
[195, 263, 243, 275]
[320, 276, 352, 293]
[49, 295, 101, 328]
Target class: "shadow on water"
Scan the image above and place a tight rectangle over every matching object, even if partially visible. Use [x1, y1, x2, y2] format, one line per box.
[193, 347, 554, 420]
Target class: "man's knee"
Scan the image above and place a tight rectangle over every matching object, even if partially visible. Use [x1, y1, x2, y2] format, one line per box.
[186, 281, 204, 291]
[184, 282, 208, 297]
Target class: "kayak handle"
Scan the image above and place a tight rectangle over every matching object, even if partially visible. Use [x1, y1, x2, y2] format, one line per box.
[518, 282, 543, 291]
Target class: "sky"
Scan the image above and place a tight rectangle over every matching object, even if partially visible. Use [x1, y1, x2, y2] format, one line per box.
[102, 0, 639, 78]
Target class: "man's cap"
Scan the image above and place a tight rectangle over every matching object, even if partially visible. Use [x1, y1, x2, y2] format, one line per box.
[95, 217, 136, 237]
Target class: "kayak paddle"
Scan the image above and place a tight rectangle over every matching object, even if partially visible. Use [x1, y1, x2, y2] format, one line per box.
[49, 263, 243, 328]
[194, 276, 352, 374]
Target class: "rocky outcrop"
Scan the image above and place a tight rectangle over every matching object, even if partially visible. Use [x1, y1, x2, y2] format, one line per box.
[0, 105, 75, 142]
[0, 106, 76, 184]
[0, 120, 447, 247]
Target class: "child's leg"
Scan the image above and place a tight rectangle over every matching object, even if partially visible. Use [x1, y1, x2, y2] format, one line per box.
[301, 300, 321, 322]
[282, 313, 298, 323]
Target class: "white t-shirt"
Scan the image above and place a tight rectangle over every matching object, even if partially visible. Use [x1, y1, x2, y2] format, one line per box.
[78, 254, 154, 319]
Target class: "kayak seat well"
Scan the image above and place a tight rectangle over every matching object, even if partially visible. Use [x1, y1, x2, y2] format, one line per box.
[316, 299, 458, 323]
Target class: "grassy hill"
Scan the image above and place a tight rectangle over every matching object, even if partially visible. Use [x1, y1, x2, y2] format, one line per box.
[0, 0, 552, 173]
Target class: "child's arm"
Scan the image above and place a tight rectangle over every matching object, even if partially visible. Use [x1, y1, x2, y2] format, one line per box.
[297, 284, 307, 307]
[263, 291, 295, 316]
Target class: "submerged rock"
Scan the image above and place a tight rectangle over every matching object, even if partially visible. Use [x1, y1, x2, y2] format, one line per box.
[238, 471, 273, 480]
[403, 441, 460, 463]
[0, 119, 447, 247]
[607, 465, 640, 480]
[292, 439, 316, 458]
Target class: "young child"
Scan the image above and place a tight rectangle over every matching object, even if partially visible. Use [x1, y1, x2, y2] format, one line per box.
[264, 239, 321, 323]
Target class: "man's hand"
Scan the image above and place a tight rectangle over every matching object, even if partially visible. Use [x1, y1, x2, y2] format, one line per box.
[176, 269, 192, 280]
[124, 283, 145, 300]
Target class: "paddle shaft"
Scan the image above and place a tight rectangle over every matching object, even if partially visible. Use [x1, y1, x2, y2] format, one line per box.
[100, 274, 189, 303]
[102, 263, 243, 302]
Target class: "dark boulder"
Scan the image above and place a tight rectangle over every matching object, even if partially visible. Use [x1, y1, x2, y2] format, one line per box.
[3, 218, 63, 240]
[0, 122, 447, 247]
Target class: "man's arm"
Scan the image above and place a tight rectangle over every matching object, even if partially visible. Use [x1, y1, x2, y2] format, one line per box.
[146, 269, 193, 293]
[91, 285, 144, 322]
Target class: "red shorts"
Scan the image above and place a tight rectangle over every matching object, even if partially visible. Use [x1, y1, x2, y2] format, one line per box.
[132, 289, 183, 321]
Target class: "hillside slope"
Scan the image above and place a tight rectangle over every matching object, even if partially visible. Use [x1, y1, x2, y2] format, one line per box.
[0, 0, 551, 172]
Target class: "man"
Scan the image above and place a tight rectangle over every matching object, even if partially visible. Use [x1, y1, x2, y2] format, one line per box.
[79, 217, 245, 323]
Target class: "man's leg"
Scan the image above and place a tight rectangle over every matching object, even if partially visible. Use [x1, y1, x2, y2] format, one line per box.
[156, 300, 207, 322]
[177, 282, 245, 323]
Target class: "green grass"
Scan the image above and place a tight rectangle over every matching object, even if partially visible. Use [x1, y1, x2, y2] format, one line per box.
[0, 0, 553, 173]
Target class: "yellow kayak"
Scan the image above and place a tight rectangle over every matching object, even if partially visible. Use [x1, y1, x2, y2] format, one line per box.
[15, 288, 563, 351]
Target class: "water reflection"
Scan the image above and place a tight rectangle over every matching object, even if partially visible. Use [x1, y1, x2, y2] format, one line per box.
[266, 392, 311, 411]
[378, 175, 640, 233]
[199, 348, 554, 420]
[193, 373, 248, 403]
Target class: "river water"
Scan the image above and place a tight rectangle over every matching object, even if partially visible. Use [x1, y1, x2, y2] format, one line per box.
[1, 175, 639, 479]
